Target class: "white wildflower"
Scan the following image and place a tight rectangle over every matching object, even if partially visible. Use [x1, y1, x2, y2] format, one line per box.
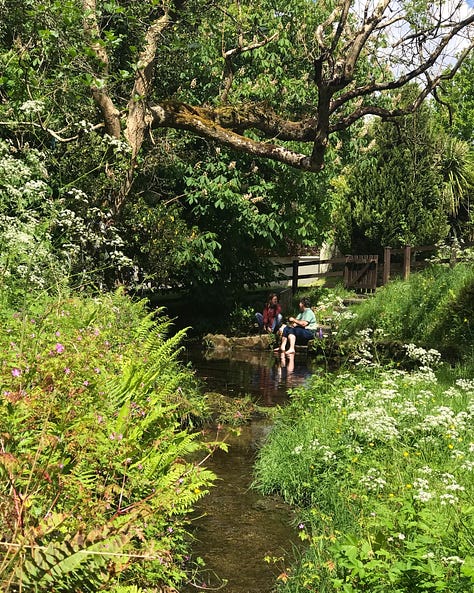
[359, 468, 387, 492]
[19, 100, 45, 114]
[441, 556, 464, 565]
[440, 493, 458, 505]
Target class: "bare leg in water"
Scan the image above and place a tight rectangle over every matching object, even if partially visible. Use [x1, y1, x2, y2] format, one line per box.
[286, 333, 296, 354]
[278, 335, 288, 352]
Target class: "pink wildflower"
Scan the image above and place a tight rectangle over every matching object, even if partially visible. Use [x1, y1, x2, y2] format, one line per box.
[55, 343, 65, 354]
[11, 368, 21, 377]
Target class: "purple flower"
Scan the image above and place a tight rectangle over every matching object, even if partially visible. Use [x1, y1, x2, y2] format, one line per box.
[55, 343, 65, 354]
[64, 367, 71, 375]
[298, 523, 305, 530]
[11, 368, 21, 377]
[83, 380, 89, 386]
[55, 331, 61, 337]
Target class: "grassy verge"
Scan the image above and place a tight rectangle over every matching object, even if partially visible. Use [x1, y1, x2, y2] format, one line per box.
[338, 263, 474, 360]
[254, 340, 474, 592]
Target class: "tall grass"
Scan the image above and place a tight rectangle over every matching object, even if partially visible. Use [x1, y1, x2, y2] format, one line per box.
[339, 264, 474, 357]
[254, 358, 474, 592]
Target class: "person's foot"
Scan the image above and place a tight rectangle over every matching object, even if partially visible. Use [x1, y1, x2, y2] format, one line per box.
[286, 349, 295, 354]
[273, 346, 281, 352]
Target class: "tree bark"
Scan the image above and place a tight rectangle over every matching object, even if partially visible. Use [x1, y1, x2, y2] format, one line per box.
[79, 0, 474, 209]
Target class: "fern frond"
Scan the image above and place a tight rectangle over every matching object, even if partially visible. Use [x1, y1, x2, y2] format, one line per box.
[107, 327, 190, 409]
[12, 526, 134, 593]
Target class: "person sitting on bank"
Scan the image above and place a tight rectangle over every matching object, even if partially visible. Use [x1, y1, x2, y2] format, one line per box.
[276, 297, 316, 354]
[255, 293, 283, 334]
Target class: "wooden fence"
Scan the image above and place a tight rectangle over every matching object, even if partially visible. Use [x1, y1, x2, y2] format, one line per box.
[288, 243, 474, 294]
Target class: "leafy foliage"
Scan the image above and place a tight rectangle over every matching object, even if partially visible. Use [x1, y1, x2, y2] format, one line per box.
[331, 96, 450, 253]
[0, 291, 219, 591]
[254, 357, 474, 592]
[2, 0, 471, 291]
[436, 52, 474, 144]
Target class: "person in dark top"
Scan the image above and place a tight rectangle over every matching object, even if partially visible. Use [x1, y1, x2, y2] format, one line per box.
[255, 293, 283, 333]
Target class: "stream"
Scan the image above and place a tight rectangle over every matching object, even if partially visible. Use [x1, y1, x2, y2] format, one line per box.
[181, 347, 318, 593]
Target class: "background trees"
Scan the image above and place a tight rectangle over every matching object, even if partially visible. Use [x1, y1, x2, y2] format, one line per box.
[0, 0, 473, 293]
[331, 96, 450, 253]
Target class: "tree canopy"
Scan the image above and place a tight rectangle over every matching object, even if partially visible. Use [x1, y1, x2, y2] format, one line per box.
[3, 1, 473, 197]
[1, 0, 473, 291]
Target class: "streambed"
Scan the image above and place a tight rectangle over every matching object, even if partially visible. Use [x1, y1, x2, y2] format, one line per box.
[182, 348, 317, 593]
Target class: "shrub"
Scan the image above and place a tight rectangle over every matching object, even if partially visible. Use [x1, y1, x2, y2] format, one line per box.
[0, 291, 218, 591]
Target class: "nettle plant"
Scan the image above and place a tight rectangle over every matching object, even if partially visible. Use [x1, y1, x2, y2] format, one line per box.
[0, 292, 219, 592]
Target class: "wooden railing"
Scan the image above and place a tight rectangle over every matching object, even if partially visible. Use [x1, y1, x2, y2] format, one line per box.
[287, 242, 474, 294]
[290, 255, 347, 293]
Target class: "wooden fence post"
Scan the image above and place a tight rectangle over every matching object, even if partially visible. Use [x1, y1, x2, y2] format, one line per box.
[383, 246, 391, 285]
[292, 259, 299, 294]
[403, 245, 411, 280]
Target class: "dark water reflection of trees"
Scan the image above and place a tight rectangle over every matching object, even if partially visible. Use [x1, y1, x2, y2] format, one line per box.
[181, 347, 317, 593]
[183, 346, 318, 406]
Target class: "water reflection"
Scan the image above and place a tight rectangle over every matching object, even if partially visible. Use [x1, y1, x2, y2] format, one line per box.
[183, 346, 316, 407]
[181, 347, 315, 593]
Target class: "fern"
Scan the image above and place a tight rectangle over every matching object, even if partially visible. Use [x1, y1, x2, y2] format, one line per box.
[0, 296, 216, 592]
[9, 526, 134, 593]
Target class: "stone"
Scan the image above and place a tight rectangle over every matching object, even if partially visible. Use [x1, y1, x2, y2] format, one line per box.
[204, 333, 272, 351]
[203, 333, 232, 350]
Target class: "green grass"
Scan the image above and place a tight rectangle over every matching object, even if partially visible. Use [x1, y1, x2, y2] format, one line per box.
[339, 264, 474, 359]
[254, 355, 474, 592]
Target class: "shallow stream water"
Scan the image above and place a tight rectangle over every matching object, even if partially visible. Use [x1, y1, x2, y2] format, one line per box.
[181, 348, 318, 593]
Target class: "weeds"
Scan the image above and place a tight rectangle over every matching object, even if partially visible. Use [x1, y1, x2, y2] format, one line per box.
[0, 291, 221, 591]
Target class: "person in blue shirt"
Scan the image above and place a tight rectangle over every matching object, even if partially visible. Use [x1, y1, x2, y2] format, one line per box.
[276, 297, 317, 354]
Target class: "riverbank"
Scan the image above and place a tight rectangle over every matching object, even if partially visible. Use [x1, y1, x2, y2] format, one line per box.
[254, 352, 474, 592]
[0, 292, 218, 593]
